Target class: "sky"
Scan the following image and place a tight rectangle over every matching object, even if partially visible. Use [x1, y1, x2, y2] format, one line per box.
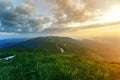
[0, 0, 120, 39]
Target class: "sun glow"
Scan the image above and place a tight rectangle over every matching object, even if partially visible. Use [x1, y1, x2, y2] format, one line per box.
[67, 5, 120, 28]
[100, 5, 120, 23]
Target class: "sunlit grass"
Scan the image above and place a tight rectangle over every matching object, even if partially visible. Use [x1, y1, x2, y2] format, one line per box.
[0, 49, 120, 80]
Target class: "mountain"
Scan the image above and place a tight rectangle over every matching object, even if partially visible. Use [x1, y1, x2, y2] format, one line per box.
[1, 37, 120, 80]
[3, 36, 102, 59]
[4, 36, 119, 61]
[0, 38, 30, 48]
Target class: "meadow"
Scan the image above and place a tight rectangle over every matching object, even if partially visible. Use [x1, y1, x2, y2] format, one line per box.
[0, 49, 120, 80]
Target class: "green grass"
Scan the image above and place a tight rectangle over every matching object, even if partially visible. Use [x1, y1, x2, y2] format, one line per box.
[0, 49, 120, 80]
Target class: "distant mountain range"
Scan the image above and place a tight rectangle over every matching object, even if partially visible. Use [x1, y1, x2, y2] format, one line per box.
[0, 38, 30, 48]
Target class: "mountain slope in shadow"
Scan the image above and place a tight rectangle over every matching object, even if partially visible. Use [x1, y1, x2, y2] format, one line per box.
[3, 36, 102, 60]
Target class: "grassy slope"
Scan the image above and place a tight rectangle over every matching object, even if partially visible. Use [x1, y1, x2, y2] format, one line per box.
[3, 37, 103, 60]
[0, 49, 120, 80]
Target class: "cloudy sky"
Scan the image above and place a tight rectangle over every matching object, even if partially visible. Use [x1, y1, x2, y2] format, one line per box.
[0, 0, 120, 39]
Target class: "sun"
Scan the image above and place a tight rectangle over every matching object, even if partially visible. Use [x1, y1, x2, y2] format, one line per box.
[100, 5, 120, 23]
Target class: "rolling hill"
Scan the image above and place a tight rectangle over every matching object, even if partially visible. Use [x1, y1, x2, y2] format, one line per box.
[0, 36, 120, 80]
[3, 36, 102, 59]
[3, 36, 119, 61]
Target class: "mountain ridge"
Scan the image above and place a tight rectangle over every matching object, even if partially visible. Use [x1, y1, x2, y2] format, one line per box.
[3, 36, 103, 60]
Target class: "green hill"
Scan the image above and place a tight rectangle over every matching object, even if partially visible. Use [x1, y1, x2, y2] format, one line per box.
[0, 37, 120, 80]
[3, 36, 102, 59]
[0, 49, 120, 80]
